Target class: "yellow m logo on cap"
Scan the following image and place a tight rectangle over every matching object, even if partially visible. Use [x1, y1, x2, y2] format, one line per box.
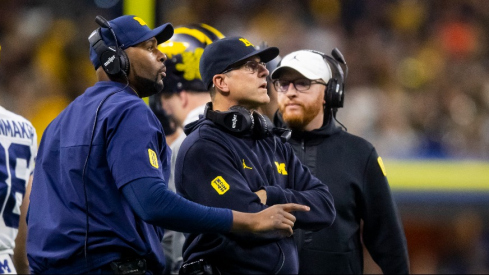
[133, 17, 147, 26]
[239, 38, 254, 47]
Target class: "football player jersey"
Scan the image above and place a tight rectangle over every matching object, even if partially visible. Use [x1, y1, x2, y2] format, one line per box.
[0, 106, 37, 254]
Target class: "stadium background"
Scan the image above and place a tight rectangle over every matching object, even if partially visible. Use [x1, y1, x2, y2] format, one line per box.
[1, 0, 488, 273]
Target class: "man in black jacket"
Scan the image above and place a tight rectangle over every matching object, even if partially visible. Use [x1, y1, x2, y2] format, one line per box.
[271, 49, 410, 274]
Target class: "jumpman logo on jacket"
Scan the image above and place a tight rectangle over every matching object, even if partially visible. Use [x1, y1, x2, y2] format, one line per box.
[242, 159, 253, 170]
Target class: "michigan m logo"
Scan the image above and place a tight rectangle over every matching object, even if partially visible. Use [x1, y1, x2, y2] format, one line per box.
[239, 38, 254, 47]
[133, 17, 147, 26]
[274, 162, 288, 175]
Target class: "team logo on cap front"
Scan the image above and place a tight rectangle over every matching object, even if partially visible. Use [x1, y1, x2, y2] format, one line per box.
[133, 17, 147, 26]
[211, 176, 230, 195]
[239, 38, 254, 47]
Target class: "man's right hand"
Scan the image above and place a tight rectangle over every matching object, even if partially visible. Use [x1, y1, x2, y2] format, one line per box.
[231, 203, 310, 237]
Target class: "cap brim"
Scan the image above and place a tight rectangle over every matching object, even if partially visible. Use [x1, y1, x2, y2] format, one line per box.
[127, 23, 174, 48]
[228, 46, 280, 69]
[271, 63, 321, 80]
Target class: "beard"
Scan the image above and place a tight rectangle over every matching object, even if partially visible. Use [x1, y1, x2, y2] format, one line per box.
[279, 95, 324, 131]
[133, 74, 164, 98]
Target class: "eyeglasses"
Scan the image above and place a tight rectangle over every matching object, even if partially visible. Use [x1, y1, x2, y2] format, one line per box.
[221, 60, 267, 74]
[273, 79, 326, 93]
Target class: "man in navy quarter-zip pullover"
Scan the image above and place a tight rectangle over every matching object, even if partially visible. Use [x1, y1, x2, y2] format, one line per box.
[174, 37, 336, 274]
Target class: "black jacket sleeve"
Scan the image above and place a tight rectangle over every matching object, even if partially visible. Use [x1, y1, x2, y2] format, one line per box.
[361, 148, 410, 274]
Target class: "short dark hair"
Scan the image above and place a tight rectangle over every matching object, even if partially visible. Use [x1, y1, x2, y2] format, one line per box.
[209, 85, 217, 100]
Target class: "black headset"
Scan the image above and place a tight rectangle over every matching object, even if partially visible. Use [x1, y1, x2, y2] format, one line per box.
[88, 15, 130, 76]
[204, 102, 291, 142]
[204, 102, 270, 139]
[307, 48, 348, 112]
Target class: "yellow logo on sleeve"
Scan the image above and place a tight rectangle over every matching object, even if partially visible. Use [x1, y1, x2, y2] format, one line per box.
[211, 176, 230, 195]
[133, 17, 147, 26]
[148, 149, 159, 168]
[274, 162, 288, 175]
[377, 156, 387, 176]
[239, 38, 254, 47]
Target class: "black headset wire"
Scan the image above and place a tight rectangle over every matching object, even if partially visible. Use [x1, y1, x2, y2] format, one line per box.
[81, 75, 129, 270]
[333, 109, 347, 131]
[82, 15, 130, 270]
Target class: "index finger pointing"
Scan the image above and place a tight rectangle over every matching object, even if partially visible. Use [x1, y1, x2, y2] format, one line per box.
[280, 203, 310, 213]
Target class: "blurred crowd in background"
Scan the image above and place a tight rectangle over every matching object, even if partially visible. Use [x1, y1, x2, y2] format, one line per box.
[1, 0, 489, 274]
[2, 0, 489, 160]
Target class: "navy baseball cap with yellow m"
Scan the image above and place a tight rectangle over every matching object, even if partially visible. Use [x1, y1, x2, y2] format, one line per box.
[89, 15, 174, 69]
[200, 37, 279, 89]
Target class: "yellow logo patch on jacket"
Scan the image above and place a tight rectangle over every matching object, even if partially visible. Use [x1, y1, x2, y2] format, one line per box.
[148, 148, 159, 168]
[274, 162, 288, 175]
[211, 176, 230, 195]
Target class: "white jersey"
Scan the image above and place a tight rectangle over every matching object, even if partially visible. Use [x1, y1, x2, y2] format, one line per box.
[0, 106, 37, 254]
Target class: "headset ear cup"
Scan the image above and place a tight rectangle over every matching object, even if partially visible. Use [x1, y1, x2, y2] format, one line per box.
[228, 105, 254, 133]
[252, 112, 270, 139]
[205, 105, 254, 134]
[334, 82, 344, 108]
[325, 79, 335, 110]
[100, 49, 129, 76]
[325, 78, 344, 109]
[119, 49, 130, 76]
[323, 54, 345, 110]
[100, 48, 120, 76]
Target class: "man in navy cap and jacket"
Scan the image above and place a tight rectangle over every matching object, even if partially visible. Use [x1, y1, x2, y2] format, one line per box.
[174, 37, 336, 274]
[26, 16, 311, 274]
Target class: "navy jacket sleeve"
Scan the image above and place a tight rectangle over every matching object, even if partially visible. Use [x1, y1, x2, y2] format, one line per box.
[361, 149, 410, 274]
[263, 142, 336, 231]
[122, 177, 233, 233]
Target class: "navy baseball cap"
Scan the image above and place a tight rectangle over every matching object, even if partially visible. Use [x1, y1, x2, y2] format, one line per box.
[200, 36, 279, 89]
[89, 15, 174, 69]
